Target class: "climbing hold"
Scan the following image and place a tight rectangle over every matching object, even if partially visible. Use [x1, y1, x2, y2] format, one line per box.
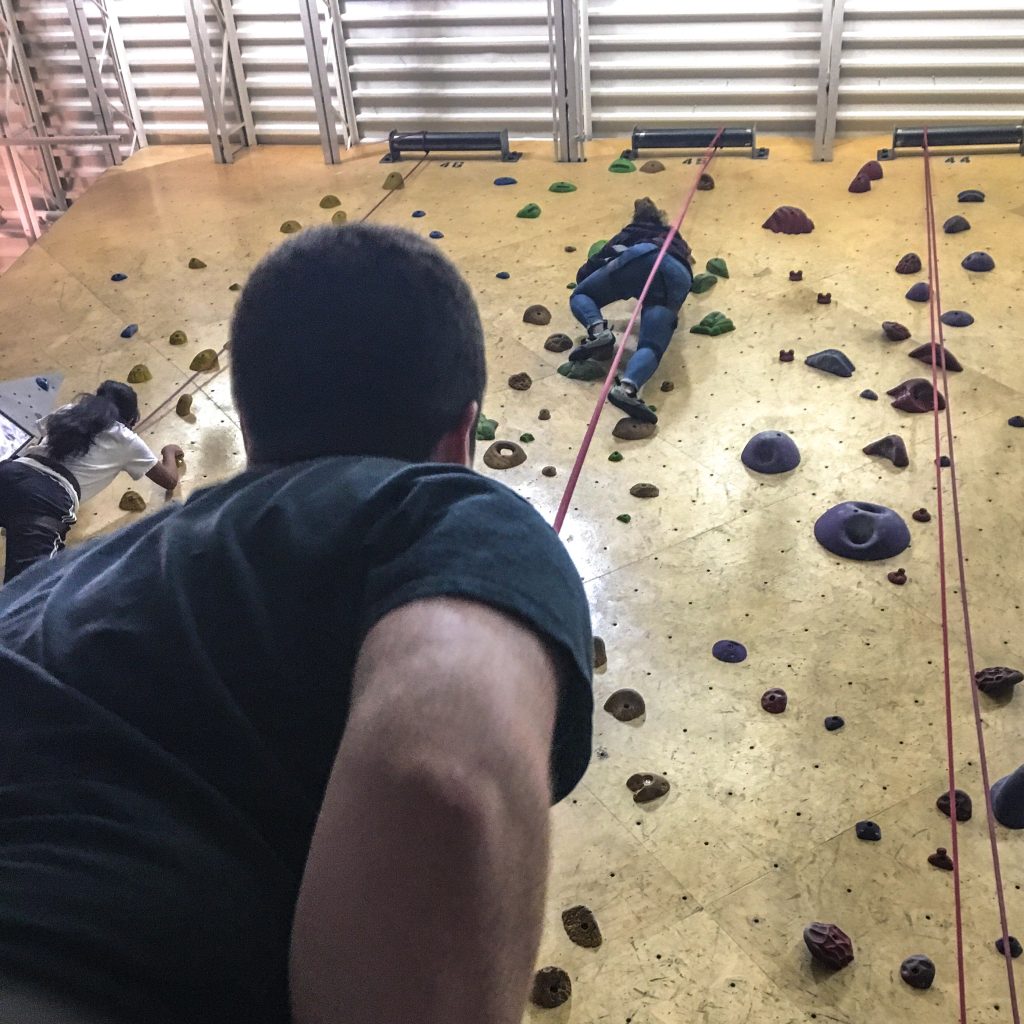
[562, 906, 602, 948]
[817, 292, 832, 305]
[943, 214, 970, 233]
[824, 716, 845, 731]
[120, 324, 138, 339]
[762, 206, 814, 234]
[544, 332, 573, 352]
[712, 640, 747, 664]
[937, 789, 972, 822]
[814, 501, 911, 561]
[587, 239, 608, 259]
[882, 321, 911, 341]
[280, 221, 302, 234]
[938, 455, 951, 467]
[975, 666, 1023, 699]
[901, 955, 935, 990]
[908, 343, 962, 372]
[35, 377, 50, 391]
[697, 173, 715, 191]
[495, 271, 510, 279]
[564, 245, 577, 253]
[805, 349, 855, 377]
[616, 513, 631, 523]
[630, 482, 659, 498]
[848, 173, 871, 194]
[997, 937, 1023, 958]
[331, 211, 348, 225]
[175, 394, 193, 418]
[860, 390, 878, 401]
[863, 434, 909, 468]
[912, 508, 931, 523]
[895, 253, 922, 275]
[928, 848, 954, 871]
[475, 415, 497, 441]
[548, 181, 577, 192]
[542, 466, 557, 478]
[690, 311, 734, 336]
[508, 372, 532, 391]
[493, 176, 517, 186]
[319, 195, 341, 209]
[803, 923, 854, 970]
[382, 171, 404, 190]
[530, 967, 571, 1009]
[538, 409, 551, 420]
[604, 689, 645, 722]
[639, 159, 664, 173]
[189, 349, 219, 372]
[126, 364, 152, 384]
[887, 568, 907, 586]
[516, 203, 541, 219]
[761, 688, 787, 714]
[411, 210, 425, 218]
[958, 189, 985, 203]
[519, 433, 535, 443]
[962, 251, 994, 272]
[888, 379, 945, 413]
[608, 157, 636, 173]
[991, 766, 1024, 828]
[613, 418, 656, 441]
[111, 273, 127, 282]
[741, 431, 801, 474]
[482, 441, 527, 470]
[523, 304, 551, 326]
[940, 309, 974, 328]
[660, 380, 674, 393]
[859, 160, 883, 181]
[626, 772, 670, 803]
[1010, 416, 1024, 428]
[779, 350, 795, 363]
[118, 490, 146, 513]
[169, 330, 188, 346]
[690, 272, 718, 294]
[188, 258, 206, 269]
[706, 257, 729, 278]
[856, 821, 881, 841]
[428, 230, 444, 240]
[789, 270, 803, 281]
[558, 360, 606, 381]
[229, 283, 241, 292]
[608, 451, 623, 462]
[905, 282, 930, 302]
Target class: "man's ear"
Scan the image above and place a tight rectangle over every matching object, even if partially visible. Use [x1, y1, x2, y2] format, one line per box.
[430, 401, 479, 467]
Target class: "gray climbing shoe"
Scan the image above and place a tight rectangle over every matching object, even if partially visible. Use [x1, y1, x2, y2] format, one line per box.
[608, 384, 658, 424]
[569, 325, 616, 363]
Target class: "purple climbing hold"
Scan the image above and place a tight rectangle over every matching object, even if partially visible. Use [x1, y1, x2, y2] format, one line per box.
[429, 230, 444, 239]
[805, 349, 855, 378]
[888, 378, 945, 413]
[496, 271, 510, 279]
[997, 937, 1023, 959]
[814, 501, 911, 561]
[863, 434, 909, 468]
[991, 765, 1024, 829]
[906, 282, 930, 302]
[740, 431, 801, 474]
[860, 389, 878, 401]
[712, 640, 747, 664]
[411, 210, 426, 218]
[908, 343, 963, 373]
[120, 324, 138, 339]
[940, 310, 974, 328]
[1009, 416, 1024, 428]
[824, 716, 845, 732]
[494, 177, 518, 186]
[943, 215, 970, 234]
[111, 273, 128, 282]
[856, 820, 881, 841]
[962, 251, 994, 272]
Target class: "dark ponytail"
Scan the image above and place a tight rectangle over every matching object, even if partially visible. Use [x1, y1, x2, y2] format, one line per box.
[44, 381, 140, 462]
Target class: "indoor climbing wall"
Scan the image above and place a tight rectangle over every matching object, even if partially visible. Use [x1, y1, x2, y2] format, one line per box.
[0, 133, 1022, 1023]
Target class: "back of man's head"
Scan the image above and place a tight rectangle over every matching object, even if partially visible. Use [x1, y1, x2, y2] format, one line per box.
[230, 223, 486, 465]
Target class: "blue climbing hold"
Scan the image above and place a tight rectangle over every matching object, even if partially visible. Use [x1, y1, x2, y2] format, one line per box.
[496, 272, 510, 279]
[429, 230, 444, 239]
[111, 273, 127, 282]
[493, 177, 518, 186]
[825, 716, 845, 732]
[35, 377, 50, 391]
[120, 324, 139, 339]
[712, 640, 747, 664]
[940, 310, 974, 328]
[906, 282, 930, 302]
[856, 820, 881, 841]
[740, 431, 801, 474]
[411, 210, 426, 218]
[814, 501, 911, 561]
[805, 349, 855, 378]
[860, 389, 878, 401]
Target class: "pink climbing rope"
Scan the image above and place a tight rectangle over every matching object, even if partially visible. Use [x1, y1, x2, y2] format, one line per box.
[921, 128, 1021, 1024]
[553, 128, 726, 535]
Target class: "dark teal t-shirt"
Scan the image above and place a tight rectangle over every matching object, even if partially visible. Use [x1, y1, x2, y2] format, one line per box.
[0, 457, 593, 1023]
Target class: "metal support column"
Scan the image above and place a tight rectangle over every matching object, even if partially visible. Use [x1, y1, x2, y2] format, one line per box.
[184, 0, 255, 164]
[65, 0, 122, 164]
[812, 0, 845, 162]
[547, 0, 587, 163]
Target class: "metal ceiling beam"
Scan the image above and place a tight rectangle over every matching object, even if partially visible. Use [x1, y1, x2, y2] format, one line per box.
[547, 0, 587, 162]
[813, 0, 846, 161]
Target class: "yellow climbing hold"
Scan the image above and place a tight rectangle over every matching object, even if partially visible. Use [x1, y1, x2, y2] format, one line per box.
[176, 394, 193, 417]
[189, 349, 220, 372]
[188, 258, 206, 270]
[127, 364, 152, 384]
[169, 330, 188, 346]
[280, 221, 302, 234]
[331, 210, 348, 225]
[320, 195, 341, 209]
[119, 490, 146, 512]
[383, 171, 404, 191]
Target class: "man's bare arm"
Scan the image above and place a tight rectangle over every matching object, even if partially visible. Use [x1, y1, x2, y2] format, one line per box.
[290, 597, 559, 1024]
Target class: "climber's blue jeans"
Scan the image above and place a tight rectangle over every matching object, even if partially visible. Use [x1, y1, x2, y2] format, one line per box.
[569, 249, 692, 389]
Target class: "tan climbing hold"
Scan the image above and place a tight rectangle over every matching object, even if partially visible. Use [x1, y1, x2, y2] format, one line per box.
[176, 394, 193, 417]
[319, 194, 341, 209]
[593, 635, 607, 668]
[188, 258, 206, 270]
[523, 304, 552, 326]
[613, 417, 657, 441]
[190, 349, 220, 372]
[169, 330, 188, 346]
[331, 210, 348, 225]
[630, 482, 660, 498]
[639, 159, 665, 173]
[280, 220, 302, 234]
[127, 364, 152, 384]
[382, 171, 404, 191]
[118, 490, 146, 513]
[603, 688, 645, 722]
[482, 440, 527, 470]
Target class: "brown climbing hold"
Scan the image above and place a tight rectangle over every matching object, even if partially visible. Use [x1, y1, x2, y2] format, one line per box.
[697, 173, 715, 191]
[639, 159, 665, 173]
[887, 568, 908, 586]
[763, 206, 814, 234]
[629, 482, 659, 498]
[564, 245, 577, 253]
[908, 343, 963, 372]
[937, 789, 972, 822]
[189, 349, 220, 372]
[660, 380, 674, 392]
[542, 466, 557, 478]
[928, 848, 954, 871]
[817, 292, 832, 305]
[126, 364, 152, 384]
[912, 508, 931, 523]
[789, 270, 803, 281]
[538, 408, 551, 420]
[593, 635, 607, 668]
[169, 330, 188, 346]
[901, 954, 936, 990]
[863, 434, 909, 468]
[612, 418, 656, 441]
[188, 258, 206, 270]
[483, 441, 527, 470]
[779, 349, 795, 363]
[883, 321, 911, 342]
[508, 372, 533, 391]
[280, 220, 302, 234]
[603, 688, 645, 722]
[626, 772, 670, 804]
[544, 332, 572, 352]
[561, 905, 603, 948]
[761, 688, 788, 713]
[382, 171, 404, 191]
[896, 253, 922, 275]
[118, 490, 146, 513]
[530, 967, 571, 1009]
[175, 394, 193, 418]
[523, 304, 552, 326]
[975, 666, 1023, 698]
[803, 923, 854, 970]
[888, 379, 945, 413]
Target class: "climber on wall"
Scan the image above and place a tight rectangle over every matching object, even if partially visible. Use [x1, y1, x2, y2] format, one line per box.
[567, 196, 694, 425]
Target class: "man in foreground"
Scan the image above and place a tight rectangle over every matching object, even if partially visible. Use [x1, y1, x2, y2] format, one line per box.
[0, 224, 594, 1023]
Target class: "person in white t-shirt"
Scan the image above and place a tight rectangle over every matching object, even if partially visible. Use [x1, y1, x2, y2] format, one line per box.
[0, 380, 182, 582]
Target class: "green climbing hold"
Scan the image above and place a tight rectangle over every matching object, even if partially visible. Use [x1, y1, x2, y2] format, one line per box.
[617, 513, 632, 523]
[690, 273, 717, 294]
[228, 283, 241, 292]
[280, 221, 302, 234]
[382, 171, 404, 191]
[319, 195, 341, 209]
[126, 364, 151, 384]
[566, 282, 576, 289]
[549, 181, 577, 193]
[169, 330, 188, 346]
[558, 359, 608, 382]
[516, 203, 541, 219]
[476, 415, 498, 441]
[706, 257, 729, 279]
[519, 433, 535, 443]
[608, 157, 636, 173]
[588, 239, 608, 259]
[608, 451, 623, 462]
[188, 258, 206, 270]
[690, 311, 735, 336]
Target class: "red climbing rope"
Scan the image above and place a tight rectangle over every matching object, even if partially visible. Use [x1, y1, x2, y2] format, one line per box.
[553, 128, 726, 535]
[922, 128, 1021, 1024]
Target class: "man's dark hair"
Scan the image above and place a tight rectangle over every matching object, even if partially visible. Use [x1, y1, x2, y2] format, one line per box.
[230, 223, 486, 464]
[631, 197, 667, 226]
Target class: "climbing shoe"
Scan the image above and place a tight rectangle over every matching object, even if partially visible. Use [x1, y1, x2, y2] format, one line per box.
[608, 384, 658, 424]
[568, 323, 616, 363]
